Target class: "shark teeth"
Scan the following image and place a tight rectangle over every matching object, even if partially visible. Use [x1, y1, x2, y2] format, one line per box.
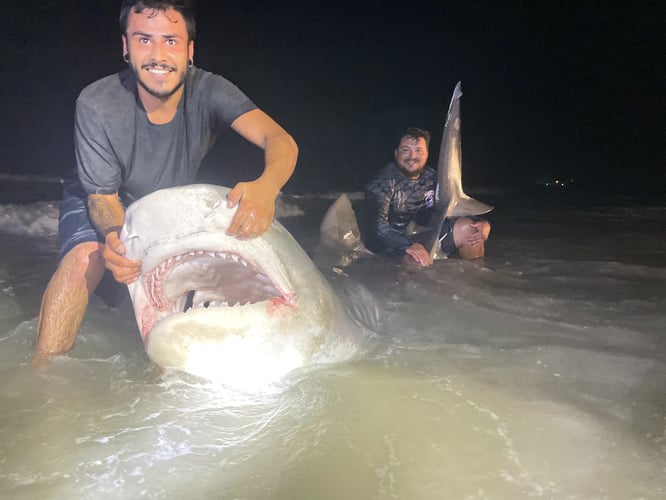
[142, 249, 280, 314]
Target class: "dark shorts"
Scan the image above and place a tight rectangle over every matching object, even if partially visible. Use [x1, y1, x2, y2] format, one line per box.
[56, 172, 129, 307]
[57, 173, 103, 262]
[438, 217, 457, 255]
[411, 218, 457, 255]
[402, 217, 457, 256]
[437, 215, 488, 256]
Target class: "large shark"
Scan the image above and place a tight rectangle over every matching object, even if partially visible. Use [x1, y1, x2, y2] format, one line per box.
[120, 184, 374, 388]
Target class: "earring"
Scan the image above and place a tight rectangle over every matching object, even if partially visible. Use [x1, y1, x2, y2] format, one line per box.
[188, 59, 193, 68]
[123, 53, 129, 63]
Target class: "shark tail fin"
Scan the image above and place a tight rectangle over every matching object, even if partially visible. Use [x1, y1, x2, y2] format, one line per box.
[319, 194, 371, 256]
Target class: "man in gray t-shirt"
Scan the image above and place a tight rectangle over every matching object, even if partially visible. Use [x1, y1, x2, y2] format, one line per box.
[76, 66, 257, 205]
[34, 1, 298, 362]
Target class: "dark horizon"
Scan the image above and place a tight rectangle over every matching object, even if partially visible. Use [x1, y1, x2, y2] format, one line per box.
[3, 1, 663, 198]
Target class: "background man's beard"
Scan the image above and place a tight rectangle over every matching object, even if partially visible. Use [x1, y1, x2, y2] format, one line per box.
[397, 164, 424, 179]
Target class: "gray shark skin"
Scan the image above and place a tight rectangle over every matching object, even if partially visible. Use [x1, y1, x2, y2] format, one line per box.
[423, 81, 494, 259]
[120, 184, 373, 386]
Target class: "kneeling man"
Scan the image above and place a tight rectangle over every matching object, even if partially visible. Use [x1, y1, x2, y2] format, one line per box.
[364, 127, 490, 267]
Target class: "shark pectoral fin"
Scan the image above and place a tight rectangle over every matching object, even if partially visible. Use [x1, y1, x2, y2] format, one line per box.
[446, 196, 494, 218]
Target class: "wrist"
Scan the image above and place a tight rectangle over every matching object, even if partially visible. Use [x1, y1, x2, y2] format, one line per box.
[104, 228, 122, 246]
[256, 174, 282, 196]
[104, 225, 122, 236]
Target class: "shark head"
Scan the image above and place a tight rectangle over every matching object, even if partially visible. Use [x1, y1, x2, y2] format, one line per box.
[120, 184, 369, 387]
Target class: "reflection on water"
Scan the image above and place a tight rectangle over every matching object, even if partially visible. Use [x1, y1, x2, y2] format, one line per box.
[3, 326, 665, 499]
[0, 194, 665, 499]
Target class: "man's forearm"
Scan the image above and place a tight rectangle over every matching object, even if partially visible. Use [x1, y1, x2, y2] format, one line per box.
[88, 193, 125, 236]
[230, 109, 298, 195]
[260, 132, 298, 194]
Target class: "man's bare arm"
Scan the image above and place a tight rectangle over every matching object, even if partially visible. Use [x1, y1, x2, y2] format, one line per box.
[88, 193, 141, 283]
[87, 192, 125, 236]
[232, 109, 298, 191]
[226, 109, 298, 238]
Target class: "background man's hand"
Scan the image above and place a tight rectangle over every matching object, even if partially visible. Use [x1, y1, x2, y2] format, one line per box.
[404, 242, 432, 267]
[103, 232, 140, 284]
[465, 221, 491, 247]
[226, 179, 278, 239]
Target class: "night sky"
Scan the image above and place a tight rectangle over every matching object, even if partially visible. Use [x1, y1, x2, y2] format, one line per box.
[3, 0, 664, 197]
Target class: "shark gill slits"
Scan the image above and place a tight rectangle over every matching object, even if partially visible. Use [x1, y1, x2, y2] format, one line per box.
[184, 290, 195, 312]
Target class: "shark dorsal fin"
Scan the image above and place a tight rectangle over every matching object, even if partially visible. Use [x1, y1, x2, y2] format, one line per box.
[424, 82, 493, 259]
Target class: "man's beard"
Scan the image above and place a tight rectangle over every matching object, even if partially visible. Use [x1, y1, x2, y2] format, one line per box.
[397, 163, 424, 179]
[132, 60, 188, 100]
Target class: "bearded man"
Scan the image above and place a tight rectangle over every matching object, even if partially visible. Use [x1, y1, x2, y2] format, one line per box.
[364, 127, 490, 267]
[35, 0, 298, 361]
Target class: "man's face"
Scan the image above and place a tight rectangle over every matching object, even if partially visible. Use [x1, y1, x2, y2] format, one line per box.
[394, 136, 429, 179]
[122, 8, 194, 101]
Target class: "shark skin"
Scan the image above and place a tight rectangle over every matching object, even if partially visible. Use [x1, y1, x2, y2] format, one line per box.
[423, 81, 494, 259]
[120, 184, 372, 386]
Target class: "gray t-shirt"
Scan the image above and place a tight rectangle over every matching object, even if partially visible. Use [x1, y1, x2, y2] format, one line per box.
[75, 67, 256, 204]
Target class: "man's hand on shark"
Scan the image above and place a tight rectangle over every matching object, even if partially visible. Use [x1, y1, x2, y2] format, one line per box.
[225, 179, 278, 239]
[103, 232, 141, 284]
[404, 242, 432, 267]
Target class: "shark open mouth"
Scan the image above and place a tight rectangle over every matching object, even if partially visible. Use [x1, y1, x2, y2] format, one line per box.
[142, 249, 293, 321]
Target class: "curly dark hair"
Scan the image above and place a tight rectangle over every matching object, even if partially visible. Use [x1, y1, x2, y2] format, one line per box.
[119, 0, 196, 41]
[395, 127, 431, 149]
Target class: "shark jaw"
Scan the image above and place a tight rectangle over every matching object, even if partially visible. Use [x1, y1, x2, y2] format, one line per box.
[136, 246, 294, 340]
[121, 184, 369, 388]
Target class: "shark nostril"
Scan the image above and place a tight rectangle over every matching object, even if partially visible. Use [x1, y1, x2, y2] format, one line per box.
[184, 290, 195, 312]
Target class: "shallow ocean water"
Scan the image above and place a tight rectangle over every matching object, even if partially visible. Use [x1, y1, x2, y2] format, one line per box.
[0, 179, 664, 499]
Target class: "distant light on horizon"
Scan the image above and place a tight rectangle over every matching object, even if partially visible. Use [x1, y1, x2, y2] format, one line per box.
[545, 178, 575, 188]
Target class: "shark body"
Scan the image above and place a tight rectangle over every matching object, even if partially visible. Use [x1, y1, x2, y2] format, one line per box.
[121, 184, 373, 386]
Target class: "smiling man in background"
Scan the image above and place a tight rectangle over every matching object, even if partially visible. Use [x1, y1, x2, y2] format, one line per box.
[34, 0, 298, 362]
[364, 127, 489, 266]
